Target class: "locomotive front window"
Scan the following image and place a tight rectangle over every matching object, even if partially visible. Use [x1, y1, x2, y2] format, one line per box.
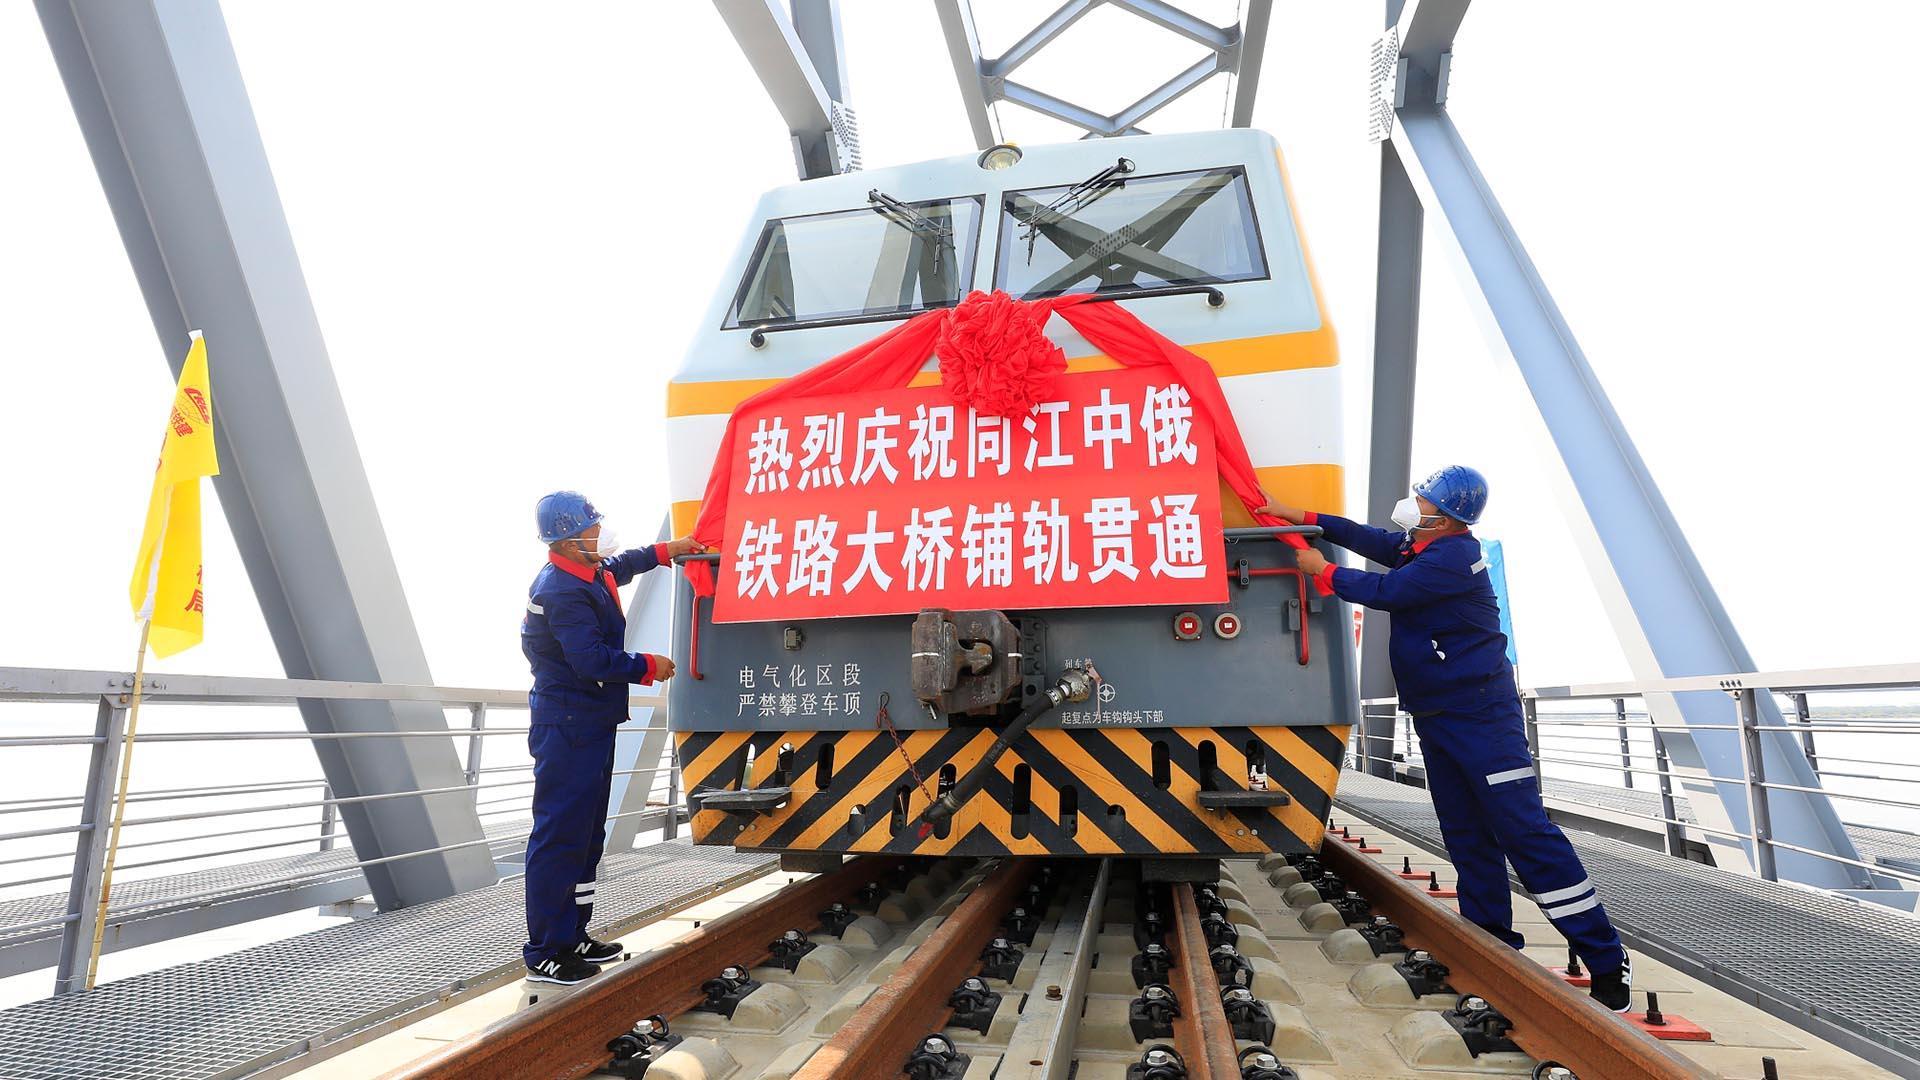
[995, 166, 1267, 300]
[725, 195, 983, 329]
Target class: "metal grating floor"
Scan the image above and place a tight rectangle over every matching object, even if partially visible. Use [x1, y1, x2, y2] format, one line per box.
[0, 820, 537, 981]
[1337, 769, 1920, 1076]
[0, 839, 775, 1080]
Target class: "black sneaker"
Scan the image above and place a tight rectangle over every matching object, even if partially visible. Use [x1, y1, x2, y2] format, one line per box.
[1589, 954, 1632, 1013]
[575, 937, 624, 963]
[527, 955, 601, 985]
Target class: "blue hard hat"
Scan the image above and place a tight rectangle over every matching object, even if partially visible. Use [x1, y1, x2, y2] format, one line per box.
[1413, 465, 1489, 525]
[536, 490, 602, 543]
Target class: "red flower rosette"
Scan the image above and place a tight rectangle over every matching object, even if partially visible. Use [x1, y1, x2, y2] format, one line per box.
[934, 290, 1067, 418]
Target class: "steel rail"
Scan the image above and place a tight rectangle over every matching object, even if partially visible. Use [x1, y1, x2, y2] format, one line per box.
[1317, 833, 1713, 1079]
[384, 855, 897, 1080]
[794, 859, 1036, 1079]
[1168, 881, 1240, 1079]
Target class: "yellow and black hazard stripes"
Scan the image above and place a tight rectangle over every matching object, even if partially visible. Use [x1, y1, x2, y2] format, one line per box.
[673, 724, 1348, 858]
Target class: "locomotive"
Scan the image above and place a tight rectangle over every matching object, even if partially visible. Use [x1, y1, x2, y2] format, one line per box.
[663, 128, 1355, 868]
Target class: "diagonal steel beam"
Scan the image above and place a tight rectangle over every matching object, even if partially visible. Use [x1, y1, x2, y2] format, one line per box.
[1111, 52, 1222, 133]
[988, 0, 1101, 78]
[713, 0, 857, 179]
[36, 0, 495, 909]
[932, 0, 996, 148]
[935, 0, 1267, 145]
[1111, 0, 1236, 51]
[1381, 0, 1871, 888]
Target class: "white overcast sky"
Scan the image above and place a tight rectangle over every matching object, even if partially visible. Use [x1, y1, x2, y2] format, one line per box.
[1, 0, 1914, 693]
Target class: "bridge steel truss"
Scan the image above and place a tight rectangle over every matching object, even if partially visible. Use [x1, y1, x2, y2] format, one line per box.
[933, 0, 1272, 144]
[1362, 0, 1874, 891]
[34, 0, 498, 916]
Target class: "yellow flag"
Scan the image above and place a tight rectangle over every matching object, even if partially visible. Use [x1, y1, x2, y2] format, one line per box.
[128, 332, 220, 658]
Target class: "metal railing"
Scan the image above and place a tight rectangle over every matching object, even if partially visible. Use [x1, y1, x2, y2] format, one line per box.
[1348, 661, 1920, 896]
[0, 666, 679, 996]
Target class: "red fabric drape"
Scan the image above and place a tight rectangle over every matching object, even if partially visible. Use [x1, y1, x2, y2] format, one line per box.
[683, 291, 1313, 598]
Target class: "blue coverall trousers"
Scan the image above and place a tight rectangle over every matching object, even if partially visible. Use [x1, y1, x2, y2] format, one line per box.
[1413, 697, 1628, 975]
[522, 720, 617, 967]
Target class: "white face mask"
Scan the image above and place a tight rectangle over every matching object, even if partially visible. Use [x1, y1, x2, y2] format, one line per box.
[1390, 496, 1426, 532]
[569, 528, 620, 563]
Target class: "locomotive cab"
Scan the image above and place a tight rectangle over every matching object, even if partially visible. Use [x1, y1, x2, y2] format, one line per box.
[664, 128, 1357, 861]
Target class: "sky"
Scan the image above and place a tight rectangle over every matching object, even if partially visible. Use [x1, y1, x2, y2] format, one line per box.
[1, 2, 1916, 698]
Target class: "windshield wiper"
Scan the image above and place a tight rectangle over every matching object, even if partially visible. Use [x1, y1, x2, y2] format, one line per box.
[1021, 157, 1135, 264]
[867, 189, 955, 274]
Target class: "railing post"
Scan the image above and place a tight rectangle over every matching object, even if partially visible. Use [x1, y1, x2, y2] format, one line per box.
[1522, 697, 1543, 786]
[464, 704, 488, 806]
[1735, 688, 1778, 882]
[1790, 691, 1817, 772]
[53, 696, 129, 995]
[1649, 725, 1688, 859]
[665, 745, 681, 841]
[1613, 697, 1633, 789]
[317, 784, 337, 852]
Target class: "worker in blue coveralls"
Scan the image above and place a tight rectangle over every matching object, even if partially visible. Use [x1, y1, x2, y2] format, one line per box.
[1261, 466, 1634, 1012]
[520, 491, 703, 985]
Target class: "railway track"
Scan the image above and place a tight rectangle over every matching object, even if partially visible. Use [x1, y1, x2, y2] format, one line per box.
[382, 827, 1718, 1080]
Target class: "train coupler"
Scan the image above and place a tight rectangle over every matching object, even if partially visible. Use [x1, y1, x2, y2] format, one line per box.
[604, 1015, 680, 1078]
[903, 1034, 970, 1080]
[1129, 983, 1181, 1041]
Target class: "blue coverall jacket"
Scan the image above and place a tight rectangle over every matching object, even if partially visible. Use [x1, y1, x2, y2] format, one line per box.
[1306, 512, 1512, 714]
[522, 545, 670, 722]
[519, 543, 670, 966]
[1307, 513, 1627, 974]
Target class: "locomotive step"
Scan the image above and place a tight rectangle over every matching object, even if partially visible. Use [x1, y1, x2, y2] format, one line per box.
[691, 785, 793, 815]
[1196, 788, 1293, 809]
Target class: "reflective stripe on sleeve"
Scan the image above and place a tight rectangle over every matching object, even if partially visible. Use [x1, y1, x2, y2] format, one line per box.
[526, 601, 544, 615]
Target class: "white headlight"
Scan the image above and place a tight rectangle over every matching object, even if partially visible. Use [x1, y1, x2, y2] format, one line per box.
[978, 144, 1023, 170]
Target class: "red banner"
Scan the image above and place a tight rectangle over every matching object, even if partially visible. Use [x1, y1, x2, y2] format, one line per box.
[713, 367, 1229, 622]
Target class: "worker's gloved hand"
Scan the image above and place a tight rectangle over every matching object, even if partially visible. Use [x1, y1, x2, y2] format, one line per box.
[663, 536, 707, 559]
[649, 654, 677, 681]
[1294, 548, 1330, 576]
[1256, 489, 1308, 525]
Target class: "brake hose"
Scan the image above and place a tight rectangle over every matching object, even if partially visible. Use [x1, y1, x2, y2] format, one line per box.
[917, 668, 1094, 834]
